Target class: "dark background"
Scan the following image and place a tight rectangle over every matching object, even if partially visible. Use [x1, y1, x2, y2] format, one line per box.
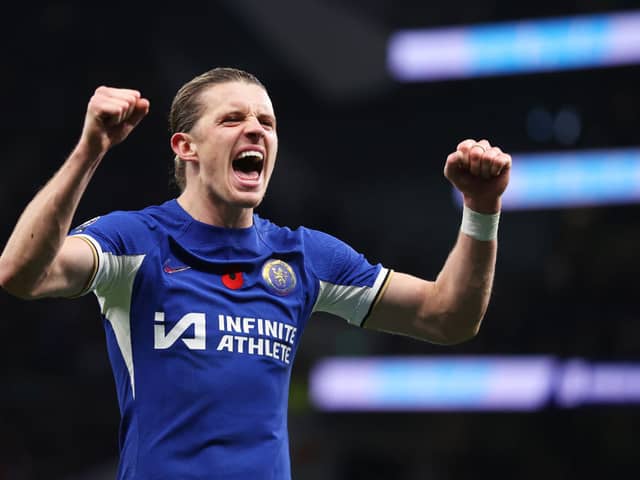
[1, 1, 639, 479]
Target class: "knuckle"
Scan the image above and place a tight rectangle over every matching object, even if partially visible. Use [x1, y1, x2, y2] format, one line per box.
[457, 139, 476, 150]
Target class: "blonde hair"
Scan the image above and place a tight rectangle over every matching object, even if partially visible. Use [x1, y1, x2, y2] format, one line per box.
[169, 67, 266, 192]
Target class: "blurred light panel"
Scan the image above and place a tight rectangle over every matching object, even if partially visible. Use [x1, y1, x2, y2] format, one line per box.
[388, 10, 640, 81]
[502, 148, 640, 210]
[309, 356, 640, 411]
[453, 147, 640, 210]
[310, 356, 554, 411]
[556, 359, 640, 407]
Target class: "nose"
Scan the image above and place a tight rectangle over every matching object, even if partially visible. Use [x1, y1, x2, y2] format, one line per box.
[244, 116, 266, 142]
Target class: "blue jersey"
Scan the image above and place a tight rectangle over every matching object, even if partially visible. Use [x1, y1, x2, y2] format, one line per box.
[70, 199, 390, 480]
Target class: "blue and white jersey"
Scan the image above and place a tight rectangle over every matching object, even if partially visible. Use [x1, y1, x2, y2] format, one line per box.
[70, 199, 391, 480]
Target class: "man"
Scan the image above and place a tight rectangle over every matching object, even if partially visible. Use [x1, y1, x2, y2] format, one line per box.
[0, 67, 511, 479]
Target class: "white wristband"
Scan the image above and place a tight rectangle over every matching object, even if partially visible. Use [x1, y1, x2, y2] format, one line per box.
[460, 205, 500, 241]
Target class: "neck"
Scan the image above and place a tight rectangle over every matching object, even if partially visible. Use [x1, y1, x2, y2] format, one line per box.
[177, 190, 254, 228]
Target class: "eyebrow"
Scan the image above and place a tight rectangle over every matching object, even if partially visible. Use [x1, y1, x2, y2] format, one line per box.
[219, 107, 276, 123]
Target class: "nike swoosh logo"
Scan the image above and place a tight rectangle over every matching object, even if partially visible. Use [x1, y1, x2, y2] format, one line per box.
[164, 264, 191, 274]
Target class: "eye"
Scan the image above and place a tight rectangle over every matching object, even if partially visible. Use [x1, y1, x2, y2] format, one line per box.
[259, 116, 276, 129]
[222, 114, 243, 124]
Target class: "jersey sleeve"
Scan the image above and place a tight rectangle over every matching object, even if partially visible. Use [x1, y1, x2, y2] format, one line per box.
[68, 212, 148, 297]
[305, 228, 392, 327]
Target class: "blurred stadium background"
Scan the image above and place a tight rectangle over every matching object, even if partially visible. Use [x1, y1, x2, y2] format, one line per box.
[1, 1, 639, 478]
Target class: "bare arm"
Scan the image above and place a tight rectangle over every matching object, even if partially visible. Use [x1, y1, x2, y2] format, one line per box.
[0, 87, 149, 299]
[366, 139, 511, 345]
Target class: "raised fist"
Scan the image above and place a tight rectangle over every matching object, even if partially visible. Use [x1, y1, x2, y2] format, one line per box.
[444, 138, 512, 213]
[80, 86, 150, 155]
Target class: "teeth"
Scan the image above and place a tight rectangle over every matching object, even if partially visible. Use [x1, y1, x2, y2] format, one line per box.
[237, 150, 264, 160]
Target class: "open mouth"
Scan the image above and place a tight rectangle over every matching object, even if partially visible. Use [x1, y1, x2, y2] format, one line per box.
[232, 150, 264, 182]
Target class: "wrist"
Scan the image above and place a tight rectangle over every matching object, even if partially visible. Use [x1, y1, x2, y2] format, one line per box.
[460, 205, 500, 241]
[462, 196, 501, 215]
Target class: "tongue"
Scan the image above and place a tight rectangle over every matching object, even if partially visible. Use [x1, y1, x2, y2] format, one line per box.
[235, 170, 260, 181]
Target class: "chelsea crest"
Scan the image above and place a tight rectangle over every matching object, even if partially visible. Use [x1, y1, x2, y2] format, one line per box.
[262, 259, 297, 296]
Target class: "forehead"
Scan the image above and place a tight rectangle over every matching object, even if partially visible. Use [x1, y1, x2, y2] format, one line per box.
[200, 81, 274, 115]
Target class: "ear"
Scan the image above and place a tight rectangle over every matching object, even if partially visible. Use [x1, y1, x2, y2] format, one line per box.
[170, 132, 198, 161]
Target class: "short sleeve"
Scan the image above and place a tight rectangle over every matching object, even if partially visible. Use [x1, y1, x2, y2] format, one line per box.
[305, 229, 392, 327]
[68, 212, 148, 297]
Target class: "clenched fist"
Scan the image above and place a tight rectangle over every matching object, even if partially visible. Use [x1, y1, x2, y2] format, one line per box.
[80, 86, 150, 156]
[444, 139, 512, 213]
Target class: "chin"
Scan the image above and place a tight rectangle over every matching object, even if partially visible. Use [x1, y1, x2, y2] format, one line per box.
[233, 192, 265, 209]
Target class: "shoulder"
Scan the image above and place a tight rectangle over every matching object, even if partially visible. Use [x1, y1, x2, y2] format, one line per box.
[253, 215, 344, 251]
[254, 216, 363, 277]
[70, 200, 178, 254]
[74, 200, 183, 231]
[253, 215, 297, 246]
[72, 208, 153, 236]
